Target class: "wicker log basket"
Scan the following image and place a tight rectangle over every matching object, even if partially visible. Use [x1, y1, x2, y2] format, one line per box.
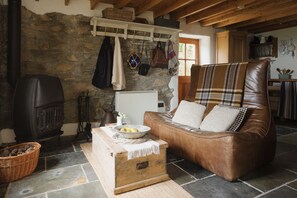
[0, 142, 41, 183]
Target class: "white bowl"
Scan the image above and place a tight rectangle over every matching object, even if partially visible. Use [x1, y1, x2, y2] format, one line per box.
[114, 125, 151, 139]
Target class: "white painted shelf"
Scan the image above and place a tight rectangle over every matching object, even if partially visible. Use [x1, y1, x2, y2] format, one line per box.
[90, 17, 180, 42]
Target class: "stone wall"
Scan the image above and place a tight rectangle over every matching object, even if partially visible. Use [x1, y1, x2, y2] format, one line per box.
[0, 5, 12, 129]
[0, 7, 174, 129]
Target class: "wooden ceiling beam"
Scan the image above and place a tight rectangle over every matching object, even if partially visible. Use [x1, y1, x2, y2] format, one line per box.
[135, 0, 162, 16]
[171, 0, 226, 20]
[186, 0, 258, 24]
[114, 0, 132, 9]
[237, 14, 297, 32]
[200, 0, 289, 27]
[186, 1, 236, 24]
[65, 0, 70, 6]
[213, 0, 296, 28]
[252, 20, 297, 34]
[199, 0, 272, 26]
[227, 3, 297, 29]
[154, 0, 194, 18]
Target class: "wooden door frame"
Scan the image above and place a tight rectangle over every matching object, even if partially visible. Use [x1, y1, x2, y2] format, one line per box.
[178, 38, 199, 103]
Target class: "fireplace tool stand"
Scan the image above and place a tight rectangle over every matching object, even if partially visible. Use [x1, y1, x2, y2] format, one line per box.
[74, 91, 92, 142]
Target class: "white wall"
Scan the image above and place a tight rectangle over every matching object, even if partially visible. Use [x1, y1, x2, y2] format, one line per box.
[252, 26, 297, 79]
[179, 18, 220, 64]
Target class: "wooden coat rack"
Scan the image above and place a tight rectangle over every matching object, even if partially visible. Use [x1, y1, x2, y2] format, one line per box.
[90, 17, 180, 42]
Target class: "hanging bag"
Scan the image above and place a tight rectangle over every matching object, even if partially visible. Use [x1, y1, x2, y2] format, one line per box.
[151, 41, 168, 68]
[138, 41, 150, 76]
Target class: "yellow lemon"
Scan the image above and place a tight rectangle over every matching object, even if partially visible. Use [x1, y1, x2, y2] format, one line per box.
[130, 128, 138, 132]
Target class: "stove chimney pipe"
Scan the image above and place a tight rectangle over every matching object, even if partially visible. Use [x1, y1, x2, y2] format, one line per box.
[8, 0, 21, 88]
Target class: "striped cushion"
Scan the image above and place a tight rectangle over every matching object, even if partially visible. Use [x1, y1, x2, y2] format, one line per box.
[194, 62, 248, 113]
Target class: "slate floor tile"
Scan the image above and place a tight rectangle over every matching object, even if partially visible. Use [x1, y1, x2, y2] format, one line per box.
[275, 141, 297, 156]
[288, 180, 297, 190]
[34, 157, 46, 173]
[46, 151, 88, 170]
[24, 193, 46, 198]
[277, 133, 297, 146]
[167, 151, 183, 163]
[6, 165, 87, 198]
[175, 159, 213, 179]
[73, 142, 82, 152]
[47, 181, 107, 198]
[73, 139, 89, 152]
[167, 163, 196, 185]
[274, 150, 297, 172]
[241, 164, 297, 192]
[276, 126, 297, 136]
[39, 136, 75, 157]
[183, 176, 260, 198]
[82, 163, 98, 182]
[39, 144, 74, 157]
[0, 183, 9, 198]
[259, 186, 297, 198]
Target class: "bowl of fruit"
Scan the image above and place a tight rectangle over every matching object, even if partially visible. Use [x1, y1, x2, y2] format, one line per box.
[114, 125, 151, 139]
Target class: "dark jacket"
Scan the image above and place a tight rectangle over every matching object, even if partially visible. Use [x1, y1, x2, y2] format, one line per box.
[92, 37, 113, 88]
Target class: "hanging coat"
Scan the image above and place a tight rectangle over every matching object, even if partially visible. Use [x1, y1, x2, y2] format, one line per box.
[92, 36, 113, 88]
[112, 35, 126, 90]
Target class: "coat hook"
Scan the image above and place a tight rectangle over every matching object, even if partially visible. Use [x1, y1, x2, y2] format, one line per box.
[133, 30, 136, 40]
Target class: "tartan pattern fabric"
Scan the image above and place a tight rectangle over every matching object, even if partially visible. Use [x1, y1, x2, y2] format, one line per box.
[195, 62, 248, 112]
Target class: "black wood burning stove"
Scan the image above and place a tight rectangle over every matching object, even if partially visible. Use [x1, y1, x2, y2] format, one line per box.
[13, 75, 64, 142]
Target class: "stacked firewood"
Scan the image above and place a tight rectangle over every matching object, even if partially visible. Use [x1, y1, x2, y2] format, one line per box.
[0, 144, 35, 157]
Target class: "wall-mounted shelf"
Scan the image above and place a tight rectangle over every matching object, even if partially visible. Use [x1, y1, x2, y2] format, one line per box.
[249, 38, 278, 59]
[90, 17, 180, 42]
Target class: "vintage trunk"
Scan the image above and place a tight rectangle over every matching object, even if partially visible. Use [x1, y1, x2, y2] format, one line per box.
[92, 128, 169, 194]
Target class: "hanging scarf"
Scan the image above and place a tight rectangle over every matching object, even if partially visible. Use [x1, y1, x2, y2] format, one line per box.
[167, 40, 179, 76]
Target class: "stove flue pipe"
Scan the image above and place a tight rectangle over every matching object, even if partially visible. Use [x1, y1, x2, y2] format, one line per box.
[7, 0, 21, 88]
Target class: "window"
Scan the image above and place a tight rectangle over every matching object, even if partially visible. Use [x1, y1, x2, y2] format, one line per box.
[178, 38, 199, 76]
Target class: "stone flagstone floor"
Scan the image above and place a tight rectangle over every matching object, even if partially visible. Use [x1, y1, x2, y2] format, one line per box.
[1, 121, 297, 198]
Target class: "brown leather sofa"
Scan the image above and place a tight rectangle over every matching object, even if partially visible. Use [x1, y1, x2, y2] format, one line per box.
[144, 60, 276, 181]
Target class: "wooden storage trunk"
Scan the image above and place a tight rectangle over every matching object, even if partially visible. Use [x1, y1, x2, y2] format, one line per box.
[102, 8, 133, 22]
[92, 128, 169, 194]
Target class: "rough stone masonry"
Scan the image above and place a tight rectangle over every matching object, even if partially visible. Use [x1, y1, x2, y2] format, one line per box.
[0, 6, 174, 129]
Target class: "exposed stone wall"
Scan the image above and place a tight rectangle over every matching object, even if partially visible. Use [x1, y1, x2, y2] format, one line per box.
[0, 5, 13, 129]
[0, 7, 173, 128]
